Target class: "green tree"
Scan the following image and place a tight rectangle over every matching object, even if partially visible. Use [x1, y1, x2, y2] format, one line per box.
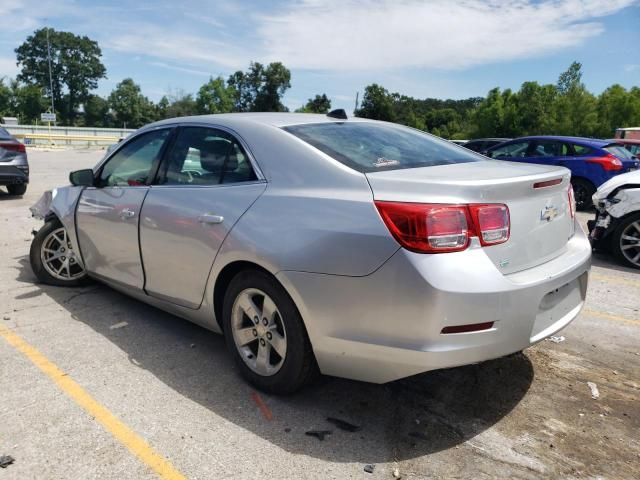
[165, 91, 198, 118]
[516, 82, 557, 135]
[15, 28, 106, 124]
[557, 61, 582, 95]
[83, 94, 112, 127]
[196, 76, 234, 114]
[554, 63, 598, 136]
[0, 78, 12, 116]
[596, 85, 640, 137]
[108, 78, 155, 128]
[295, 94, 331, 113]
[227, 61, 291, 112]
[356, 84, 394, 121]
[12, 81, 48, 124]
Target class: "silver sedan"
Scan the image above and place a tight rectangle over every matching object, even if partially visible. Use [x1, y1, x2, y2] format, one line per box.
[29, 112, 591, 394]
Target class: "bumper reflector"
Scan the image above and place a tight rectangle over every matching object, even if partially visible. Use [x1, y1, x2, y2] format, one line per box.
[441, 322, 494, 334]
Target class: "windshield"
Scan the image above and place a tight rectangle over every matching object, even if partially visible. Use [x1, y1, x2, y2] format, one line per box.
[605, 144, 636, 160]
[283, 122, 480, 173]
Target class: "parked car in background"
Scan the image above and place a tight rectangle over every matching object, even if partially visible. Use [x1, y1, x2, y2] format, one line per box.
[615, 127, 640, 140]
[463, 138, 511, 154]
[589, 169, 640, 269]
[486, 136, 639, 210]
[449, 139, 468, 146]
[29, 112, 591, 394]
[0, 127, 29, 196]
[608, 138, 640, 158]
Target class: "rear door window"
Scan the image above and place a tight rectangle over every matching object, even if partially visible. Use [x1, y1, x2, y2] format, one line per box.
[571, 144, 594, 156]
[283, 122, 480, 173]
[529, 140, 569, 157]
[489, 141, 530, 159]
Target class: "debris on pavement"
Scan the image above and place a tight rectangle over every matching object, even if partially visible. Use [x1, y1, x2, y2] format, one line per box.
[326, 417, 361, 432]
[109, 321, 128, 330]
[393, 467, 401, 478]
[305, 430, 332, 441]
[2, 316, 10, 321]
[0, 455, 15, 468]
[548, 335, 565, 343]
[364, 464, 375, 474]
[587, 381, 600, 399]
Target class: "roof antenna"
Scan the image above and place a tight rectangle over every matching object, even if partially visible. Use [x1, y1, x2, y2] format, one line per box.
[327, 109, 347, 120]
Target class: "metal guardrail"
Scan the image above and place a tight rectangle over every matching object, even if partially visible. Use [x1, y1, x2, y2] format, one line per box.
[2, 124, 135, 148]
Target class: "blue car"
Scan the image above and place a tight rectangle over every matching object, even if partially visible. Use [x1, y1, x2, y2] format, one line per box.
[486, 136, 639, 209]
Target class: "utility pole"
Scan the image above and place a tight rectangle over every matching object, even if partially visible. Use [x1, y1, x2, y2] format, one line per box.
[354, 92, 359, 114]
[46, 26, 56, 126]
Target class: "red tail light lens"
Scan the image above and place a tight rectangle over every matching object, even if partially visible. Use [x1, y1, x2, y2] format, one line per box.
[587, 153, 623, 171]
[0, 141, 26, 153]
[375, 201, 510, 253]
[468, 204, 510, 246]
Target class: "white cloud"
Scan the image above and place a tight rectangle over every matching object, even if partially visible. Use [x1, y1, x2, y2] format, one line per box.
[257, 0, 638, 70]
[0, 56, 19, 77]
[624, 64, 640, 72]
[149, 61, 213, 77]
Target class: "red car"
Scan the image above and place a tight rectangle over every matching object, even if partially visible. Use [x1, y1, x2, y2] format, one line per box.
[608, 138, 640, 158]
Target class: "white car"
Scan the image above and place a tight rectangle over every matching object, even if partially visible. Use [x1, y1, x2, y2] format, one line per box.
[589, 170, 640, 268]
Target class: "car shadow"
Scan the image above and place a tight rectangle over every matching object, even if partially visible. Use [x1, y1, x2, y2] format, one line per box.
[591, 251, 640, 274]
[13, 255, 533, 463]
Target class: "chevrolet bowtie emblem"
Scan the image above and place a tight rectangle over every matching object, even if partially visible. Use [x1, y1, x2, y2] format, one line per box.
[541, 205, 559, 222]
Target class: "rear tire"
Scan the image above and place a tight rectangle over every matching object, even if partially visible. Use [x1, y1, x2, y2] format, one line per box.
[7, 184, 27, 196]
[612, 212, 640, 269]
[30, 219, 90, 287]
[571, 178, 595, 211]
[222, 269, 317, 394]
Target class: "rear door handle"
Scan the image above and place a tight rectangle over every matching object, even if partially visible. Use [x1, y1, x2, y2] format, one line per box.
[119, 208, 136, 219]
[198, 214, 224, 225]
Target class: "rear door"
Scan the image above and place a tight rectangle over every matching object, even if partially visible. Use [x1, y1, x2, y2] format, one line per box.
[521, 139, 570, 167]
[76, 128, 172, 289]
[139, 126, 266, 309]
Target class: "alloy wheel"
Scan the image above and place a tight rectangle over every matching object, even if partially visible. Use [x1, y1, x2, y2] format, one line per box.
[231, 288, 287, 376]
[40, 227, 86, 281]
[619, 220, 640, 267]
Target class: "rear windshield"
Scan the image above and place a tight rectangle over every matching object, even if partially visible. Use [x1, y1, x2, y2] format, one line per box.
[283, 122, 480, 173]
[0, 127, 12, 139]
[605, 144, 635, 160]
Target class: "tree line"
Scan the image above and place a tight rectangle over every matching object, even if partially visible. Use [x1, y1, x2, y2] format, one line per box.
[0, 28, 638, 139]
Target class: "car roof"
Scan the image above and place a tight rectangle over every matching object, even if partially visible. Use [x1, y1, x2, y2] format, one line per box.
[467, 138, 511, 142]
[508, 135, 610, 147]
[146, 112, 374, 129]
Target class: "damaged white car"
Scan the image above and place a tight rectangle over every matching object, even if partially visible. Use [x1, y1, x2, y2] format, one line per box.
[589, 170, 640, 269]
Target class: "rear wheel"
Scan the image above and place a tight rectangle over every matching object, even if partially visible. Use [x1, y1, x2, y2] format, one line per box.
[30, 219, 89, 286]
[612, 213, 640, 269]
[7, 184, 27, 196]
[222, 269, 316, 394]
[571, 178, 595, 211]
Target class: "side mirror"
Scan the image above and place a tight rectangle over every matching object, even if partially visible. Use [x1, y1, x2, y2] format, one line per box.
[69, 169, 95, 187]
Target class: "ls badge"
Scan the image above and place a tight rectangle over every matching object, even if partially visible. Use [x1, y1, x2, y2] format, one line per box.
[540, 204, 559, 222]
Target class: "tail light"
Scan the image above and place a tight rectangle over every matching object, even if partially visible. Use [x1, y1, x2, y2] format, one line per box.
[568, 185, 576, 219]
[0, 141, 26, 153]
[587, 153, 623, 171]
[375, 201, 510, 254]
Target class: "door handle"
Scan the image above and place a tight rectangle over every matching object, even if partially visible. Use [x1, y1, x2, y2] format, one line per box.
[119, 208, 136, 219]
[198, 214, 224, 225]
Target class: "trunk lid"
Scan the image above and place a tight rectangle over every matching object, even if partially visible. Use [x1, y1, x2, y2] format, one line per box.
[366, 160, 573, 274]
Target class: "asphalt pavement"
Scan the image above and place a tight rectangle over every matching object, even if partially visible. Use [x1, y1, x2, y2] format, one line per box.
[1, 149, 638, 479]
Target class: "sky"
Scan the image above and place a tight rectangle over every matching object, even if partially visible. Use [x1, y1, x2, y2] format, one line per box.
[0, 0, 639, 112]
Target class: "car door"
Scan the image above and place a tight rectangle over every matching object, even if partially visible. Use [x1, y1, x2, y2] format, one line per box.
[522, 139, 570, 167]
[76, 128, 173, 289]
[139, 126, 266, 309]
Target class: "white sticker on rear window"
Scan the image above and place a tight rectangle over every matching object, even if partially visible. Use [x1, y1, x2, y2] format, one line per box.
[373, 157, 400, 167]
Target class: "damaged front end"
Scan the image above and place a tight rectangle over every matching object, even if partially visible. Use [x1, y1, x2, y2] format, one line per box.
[588, 181, 640, 250]
[30, 186, 86, 267]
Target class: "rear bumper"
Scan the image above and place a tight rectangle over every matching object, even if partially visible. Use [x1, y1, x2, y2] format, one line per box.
[0, 165, 29, 185]
[278, 220, 591, 383]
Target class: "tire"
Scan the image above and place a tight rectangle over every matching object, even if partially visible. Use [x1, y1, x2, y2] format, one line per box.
[571, 178, 595, 211]
[222, 269, 317, 394]
[30, 219, 90, 287]
[7, 183, 27, 196]
[611, 212, 640, 269]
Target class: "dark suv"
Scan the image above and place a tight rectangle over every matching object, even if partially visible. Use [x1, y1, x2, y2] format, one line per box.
[463, 138, 511, 154]
[0, 127, 29, 196]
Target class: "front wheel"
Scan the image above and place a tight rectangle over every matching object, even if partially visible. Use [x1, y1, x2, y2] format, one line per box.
[612, 213, 640, 269]
[222, 269, 317, 394]
[30, 219, 89, 286]
[571, 178, 595, 211]
[7, 183, 27, 196]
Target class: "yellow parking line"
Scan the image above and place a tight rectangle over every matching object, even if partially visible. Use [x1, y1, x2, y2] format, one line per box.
[582, 309, 640, 327]
[0, 325, 186, 480]
[591, 272, 640, 288]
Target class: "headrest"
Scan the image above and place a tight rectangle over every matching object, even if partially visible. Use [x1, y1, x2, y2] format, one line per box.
[199, 139, 238, 173]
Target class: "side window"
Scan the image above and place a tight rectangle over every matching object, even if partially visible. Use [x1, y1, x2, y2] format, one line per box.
[159, 127, 257, 186]
[571, 144, 594, 156]
[98, 129, 170, 187]
[529, 140, 567, 157]
[489, 141, 529, 159]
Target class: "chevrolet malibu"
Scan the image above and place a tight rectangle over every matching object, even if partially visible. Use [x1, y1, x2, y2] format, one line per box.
[29, 112, 591, 394]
